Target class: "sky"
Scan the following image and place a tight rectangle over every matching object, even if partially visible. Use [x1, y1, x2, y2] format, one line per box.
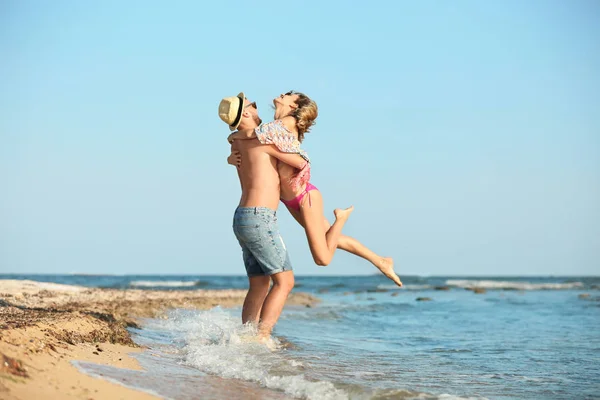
[0, 0, 598, 276]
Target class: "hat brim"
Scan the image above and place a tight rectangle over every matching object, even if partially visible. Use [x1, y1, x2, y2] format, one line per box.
[229, 91, 245, 131]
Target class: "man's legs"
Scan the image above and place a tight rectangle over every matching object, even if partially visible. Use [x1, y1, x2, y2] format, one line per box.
[258, 270, 294, 339]
[233, 207, 293, 339]
[234, 207, 271, 326]
[242, 275, 271, 325]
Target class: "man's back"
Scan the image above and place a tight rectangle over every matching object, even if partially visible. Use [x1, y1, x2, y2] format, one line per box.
[232, 139, 280, 210]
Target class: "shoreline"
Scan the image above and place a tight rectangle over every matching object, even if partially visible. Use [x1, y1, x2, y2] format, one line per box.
[0, 279, 319, 399]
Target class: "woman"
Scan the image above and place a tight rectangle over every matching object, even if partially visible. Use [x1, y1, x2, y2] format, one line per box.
[228, 91, 402, 287]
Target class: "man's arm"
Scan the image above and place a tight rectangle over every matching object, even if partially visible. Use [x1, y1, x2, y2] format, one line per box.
[227, 143, 305, 170]
[227, 150, 241, 167]
[263, 145, 308, 170]
[228, 142, 243, 191]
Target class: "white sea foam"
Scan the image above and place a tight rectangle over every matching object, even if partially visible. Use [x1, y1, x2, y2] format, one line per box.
[129, 280, 200, 288]
[161, 308, 348, 400]
[369, 388, 487, 399]
[445, 279, 583, 290]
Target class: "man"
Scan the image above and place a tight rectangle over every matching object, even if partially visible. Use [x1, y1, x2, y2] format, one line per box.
[218, 92, 305, 342]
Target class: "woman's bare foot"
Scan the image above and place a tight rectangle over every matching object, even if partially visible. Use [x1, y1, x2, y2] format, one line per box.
[334, 206, 354, 221]
[376, 257, 402, 287]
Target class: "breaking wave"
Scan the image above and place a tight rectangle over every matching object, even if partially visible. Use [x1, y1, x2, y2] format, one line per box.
[160, 308, 348, 400]
[445, 280, 583, 290]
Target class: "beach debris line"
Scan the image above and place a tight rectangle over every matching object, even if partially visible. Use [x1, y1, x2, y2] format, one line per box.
[1, 353, 28, 378]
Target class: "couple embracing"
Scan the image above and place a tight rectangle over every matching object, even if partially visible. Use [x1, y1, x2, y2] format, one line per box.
[218, 91, 402, 344]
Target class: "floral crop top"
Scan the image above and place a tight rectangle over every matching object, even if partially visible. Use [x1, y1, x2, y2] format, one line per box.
[255, 120, 311, 191]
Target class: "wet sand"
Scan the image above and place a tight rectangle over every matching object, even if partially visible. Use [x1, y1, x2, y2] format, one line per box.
[0, 280, 319, 399]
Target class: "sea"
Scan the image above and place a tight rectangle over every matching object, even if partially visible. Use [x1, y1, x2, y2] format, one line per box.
[3, 274, 599, 400]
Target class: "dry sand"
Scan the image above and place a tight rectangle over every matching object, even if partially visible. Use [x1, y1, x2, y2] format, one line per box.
[0, 280, 319, 399]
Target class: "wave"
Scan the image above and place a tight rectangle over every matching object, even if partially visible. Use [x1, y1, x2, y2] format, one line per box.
[445, 280, 584, 290]
[161, 308, 348, 400]
[129, 280, 204, 288]
[370, 388, 487, 399]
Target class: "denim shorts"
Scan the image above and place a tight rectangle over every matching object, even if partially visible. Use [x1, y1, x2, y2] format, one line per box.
[232, 207, 293, 277]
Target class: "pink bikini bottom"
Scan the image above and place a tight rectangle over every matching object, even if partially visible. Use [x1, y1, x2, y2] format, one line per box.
[281, 183, 318, 211]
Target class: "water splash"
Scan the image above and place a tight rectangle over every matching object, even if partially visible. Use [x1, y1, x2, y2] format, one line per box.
[158, 308, 349, 400]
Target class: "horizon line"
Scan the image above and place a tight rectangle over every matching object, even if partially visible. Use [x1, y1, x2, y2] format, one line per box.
[0, 273, 598, 278]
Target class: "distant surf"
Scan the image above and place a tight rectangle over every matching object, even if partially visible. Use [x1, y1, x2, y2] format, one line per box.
[444, 279, 584, 290]
[377, 279, 585, 291]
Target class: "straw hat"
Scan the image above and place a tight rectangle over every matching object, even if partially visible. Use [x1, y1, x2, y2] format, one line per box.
[218, 92, 245, 131]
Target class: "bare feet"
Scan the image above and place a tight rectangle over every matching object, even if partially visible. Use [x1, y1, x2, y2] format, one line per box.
[376, 257, 403, 287]
[334, 206, 354, 221]
[238, 333, 279, 351]
[258, 336, 279, 352]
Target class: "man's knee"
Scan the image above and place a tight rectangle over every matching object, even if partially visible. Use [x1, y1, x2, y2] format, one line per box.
[272, 271, 295, 293]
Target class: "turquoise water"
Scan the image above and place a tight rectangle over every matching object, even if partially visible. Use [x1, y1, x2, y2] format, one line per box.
[4, 274, 600, 399]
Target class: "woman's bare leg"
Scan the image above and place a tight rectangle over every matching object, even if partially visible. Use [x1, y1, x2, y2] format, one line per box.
[338, 235, 402, 287]
[299, 190, 353, 266]
[321, 220, 402, 287]
[287, 198, 401, 285]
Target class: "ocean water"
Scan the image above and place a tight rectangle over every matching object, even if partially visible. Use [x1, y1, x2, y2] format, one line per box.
[3, 274, 600, 399]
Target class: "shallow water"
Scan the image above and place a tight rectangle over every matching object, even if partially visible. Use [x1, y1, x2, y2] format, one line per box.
[8, 274, 599, 399]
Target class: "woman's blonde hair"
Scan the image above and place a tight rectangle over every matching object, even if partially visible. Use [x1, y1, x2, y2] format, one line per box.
[286, 91, 318, 143]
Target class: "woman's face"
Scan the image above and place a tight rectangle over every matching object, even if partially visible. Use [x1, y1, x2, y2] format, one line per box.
[273, 92, 299, 114]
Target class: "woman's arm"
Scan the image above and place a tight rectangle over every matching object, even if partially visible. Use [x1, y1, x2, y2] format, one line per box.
[227, 145, 306, 170]
[254, 120, 301, 153]
[263, 145, 307, 170]
[227, 120, 308, 171]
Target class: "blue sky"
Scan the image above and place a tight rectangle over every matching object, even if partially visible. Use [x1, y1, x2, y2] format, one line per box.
[0, 0, 598, 276]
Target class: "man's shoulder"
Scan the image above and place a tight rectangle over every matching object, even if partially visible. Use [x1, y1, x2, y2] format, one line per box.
[236, 137, 273, 153]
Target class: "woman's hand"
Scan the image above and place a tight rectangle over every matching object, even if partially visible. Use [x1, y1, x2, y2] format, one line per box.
[227, 151, 242, 168]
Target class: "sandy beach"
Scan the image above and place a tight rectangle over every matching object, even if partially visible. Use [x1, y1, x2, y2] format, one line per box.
[0, 280, 319, 400]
